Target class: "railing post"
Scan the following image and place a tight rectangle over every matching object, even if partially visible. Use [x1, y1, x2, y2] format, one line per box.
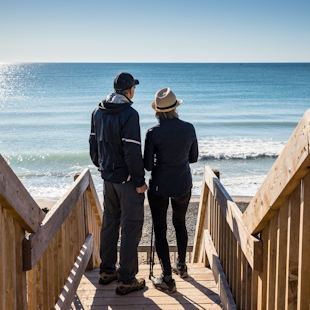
[213, 169, 220, 179]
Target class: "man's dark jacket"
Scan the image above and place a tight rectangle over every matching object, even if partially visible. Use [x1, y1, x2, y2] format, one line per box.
[144, 118, 198, 197]
[89, 93, 145, 187]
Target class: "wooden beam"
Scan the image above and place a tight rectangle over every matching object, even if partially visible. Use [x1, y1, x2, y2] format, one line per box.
[54, 234, 93, 310]
[242, 109, 310, 234]
[23, 169, 90, 270]
[297, 172, 310, 309]
[192, 168, 209, 263]
[286, 185, 300, 308]
[0, 155, 45, 233]
[204, 229, 237, 310]
[86, 170, 103, 221]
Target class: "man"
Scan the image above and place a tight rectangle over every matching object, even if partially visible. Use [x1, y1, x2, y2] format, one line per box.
[89, 72, 147, 295]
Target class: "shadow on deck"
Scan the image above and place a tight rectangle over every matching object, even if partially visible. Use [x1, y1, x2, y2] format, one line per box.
[73, 264, 222, 310]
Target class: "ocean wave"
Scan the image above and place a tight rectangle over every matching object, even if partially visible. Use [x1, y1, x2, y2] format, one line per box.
[193, 120, 298, 128]
[199, 153, 278, 160]
[197, 137, 285, 161]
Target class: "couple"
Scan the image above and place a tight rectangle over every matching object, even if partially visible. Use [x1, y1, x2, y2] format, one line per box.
[89, 72, 198, 295]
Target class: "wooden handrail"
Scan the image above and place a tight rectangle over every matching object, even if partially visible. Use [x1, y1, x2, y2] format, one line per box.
[23, 169, 91, 270]
[243, 109, 310, 234]
[192, 166, 262, 271]
[192, 109, 310, 309]
[0, 156, 102, 309]
[0, 155, 45, 232]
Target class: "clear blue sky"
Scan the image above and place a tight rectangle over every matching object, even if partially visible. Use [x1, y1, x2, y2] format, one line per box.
[1, 0, 309, 63]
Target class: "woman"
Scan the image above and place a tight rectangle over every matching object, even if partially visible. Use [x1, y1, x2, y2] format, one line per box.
[144, 87, 198, 293]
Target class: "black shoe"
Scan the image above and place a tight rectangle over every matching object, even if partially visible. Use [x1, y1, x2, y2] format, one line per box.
[171, 261, 188, 278]
[99, 271, 118, 285]
[151, 274, 176, 293]
[115, 277, 145, 295]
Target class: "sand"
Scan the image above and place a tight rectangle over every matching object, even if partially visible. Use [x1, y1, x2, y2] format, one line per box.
[35, 195, 252, 246]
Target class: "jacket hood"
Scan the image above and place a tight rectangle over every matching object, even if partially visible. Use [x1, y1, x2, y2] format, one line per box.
[99, 92, 132, 114]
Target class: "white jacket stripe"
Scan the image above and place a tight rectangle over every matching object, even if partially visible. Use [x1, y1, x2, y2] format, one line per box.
[122, 138, 141, 145]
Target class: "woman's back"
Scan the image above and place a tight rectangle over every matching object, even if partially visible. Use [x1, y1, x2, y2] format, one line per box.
[144, 118, 198, 197]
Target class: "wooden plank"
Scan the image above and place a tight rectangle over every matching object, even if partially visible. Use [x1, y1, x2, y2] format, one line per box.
[243, 109, 310, 235]
[297, 172, 310, 310]
[192, 173, 209, 263]
[211, 194, 216, 245]
[54, 230, 61, 305]
[0, 155, 45, 233]
[35, 258, 43, 308]
[27, 268, 36, 309]
[275, 199, 289, 309]
[14, 220, 27, 310]
[41, 251, 50, 310]
[260, 223, 269, 310]
[86, 197, 94, 269]
[77, 263, 222, 310]
[251, 269, 260, 310]
[222, 212, 228, 280]
[0, 206, 5, 310]
[56, 224, 63, 300]
[204, 230, 237, 310]
[55, 234, 94, 310]
[48, 238, 56, 308]
[231, 235, 236, 299]
[236, 245, 241, 309]
[214, 196, 218, 252]
[86, 171, 103, 221]
[3, 207, 16, 310]
[266, 212, 278, 310]
[245, 260, 252, 310]
[286, 185, 300, 309]
[23, 168, 90, 270]
[240, 254, 246, 310]
[228, 227, 233, 287]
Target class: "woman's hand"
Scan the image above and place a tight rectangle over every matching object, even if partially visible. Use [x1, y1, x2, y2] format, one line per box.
[136, 183, 148, 193]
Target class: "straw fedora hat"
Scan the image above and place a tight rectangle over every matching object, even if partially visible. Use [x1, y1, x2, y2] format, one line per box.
[151, 88, 182, 112]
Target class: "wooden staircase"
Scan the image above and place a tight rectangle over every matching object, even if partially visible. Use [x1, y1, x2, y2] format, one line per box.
[2, 109, 310, 309]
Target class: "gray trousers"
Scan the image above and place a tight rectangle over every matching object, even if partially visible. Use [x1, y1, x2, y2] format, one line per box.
[100, 180, 144, 283]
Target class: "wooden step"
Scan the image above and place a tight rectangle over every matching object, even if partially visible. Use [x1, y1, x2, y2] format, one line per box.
[73, 263, 222, 310]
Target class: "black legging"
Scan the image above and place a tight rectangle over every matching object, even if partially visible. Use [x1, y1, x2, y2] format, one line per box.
[148, 190, 191, 276]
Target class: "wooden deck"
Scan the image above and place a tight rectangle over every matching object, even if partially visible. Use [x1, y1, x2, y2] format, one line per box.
[73, 263, 222, 309]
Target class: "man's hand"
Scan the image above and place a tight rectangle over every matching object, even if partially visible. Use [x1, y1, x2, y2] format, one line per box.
[136, 183, 148, 194]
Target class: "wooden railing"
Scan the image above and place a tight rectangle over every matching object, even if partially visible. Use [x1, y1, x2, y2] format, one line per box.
[192, 109, 310, 310]
[0, 156, 102, 310]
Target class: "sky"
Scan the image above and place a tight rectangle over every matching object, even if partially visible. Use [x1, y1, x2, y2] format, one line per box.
[1, 0, 309, 63]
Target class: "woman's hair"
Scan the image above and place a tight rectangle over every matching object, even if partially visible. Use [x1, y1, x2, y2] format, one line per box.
[155, 110, 179, 120]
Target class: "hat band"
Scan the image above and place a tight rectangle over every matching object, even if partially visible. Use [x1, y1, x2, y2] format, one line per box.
[156, 100, 178, 111]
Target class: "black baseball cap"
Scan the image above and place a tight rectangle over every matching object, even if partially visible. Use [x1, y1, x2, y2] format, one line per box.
[114, 72, 139, 91]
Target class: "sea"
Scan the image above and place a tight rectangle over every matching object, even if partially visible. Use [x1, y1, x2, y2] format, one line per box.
[1, 63, 309, 200]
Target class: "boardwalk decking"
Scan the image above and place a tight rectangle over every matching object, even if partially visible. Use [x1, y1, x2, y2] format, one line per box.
[73, 263, 222, 309]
